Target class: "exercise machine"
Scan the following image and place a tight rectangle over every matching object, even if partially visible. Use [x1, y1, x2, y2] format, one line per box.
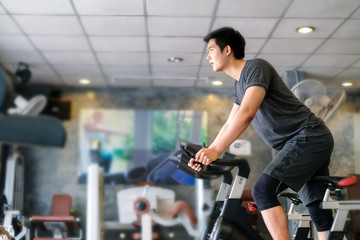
[87, 140, 201, 240]
[177, 141, 263, 240]
[0, 64, 66, 239]
[279, 175, 359, 240]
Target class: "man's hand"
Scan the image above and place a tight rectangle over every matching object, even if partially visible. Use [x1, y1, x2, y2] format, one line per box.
[187, 148, 220, 171]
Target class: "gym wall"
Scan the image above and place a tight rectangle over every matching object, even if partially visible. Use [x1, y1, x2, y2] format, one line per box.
[19, 87, 359, 239]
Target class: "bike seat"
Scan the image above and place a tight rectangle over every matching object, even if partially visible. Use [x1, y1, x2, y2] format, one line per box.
[311, 175, 358, 190]
[277, 192, 302, 205]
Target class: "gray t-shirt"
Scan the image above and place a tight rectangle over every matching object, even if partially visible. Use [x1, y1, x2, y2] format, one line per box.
[234, 58, 328, 150]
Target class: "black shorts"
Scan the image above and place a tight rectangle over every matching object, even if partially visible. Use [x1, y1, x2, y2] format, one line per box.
[263, 126, 334, 206]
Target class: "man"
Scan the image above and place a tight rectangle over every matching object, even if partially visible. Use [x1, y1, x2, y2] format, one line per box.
[188, 27, 334, 240]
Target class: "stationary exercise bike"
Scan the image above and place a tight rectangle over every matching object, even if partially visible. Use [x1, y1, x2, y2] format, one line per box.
[177, 141, 264, 240]
[278, 175, 359, 240]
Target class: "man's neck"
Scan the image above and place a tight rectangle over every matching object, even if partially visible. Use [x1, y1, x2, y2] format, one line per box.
[224, 59, 246, 81]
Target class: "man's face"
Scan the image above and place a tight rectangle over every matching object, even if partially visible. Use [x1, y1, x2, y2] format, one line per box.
[206, 39, 227, 72]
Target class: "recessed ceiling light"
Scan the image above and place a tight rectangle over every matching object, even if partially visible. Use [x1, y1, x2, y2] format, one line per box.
[79, 78, 91, 85]
[296, 26, 315, 34]
[211, 80, 223, 86]
[168, 57, 183, 63]
[342, 82, 353, 87]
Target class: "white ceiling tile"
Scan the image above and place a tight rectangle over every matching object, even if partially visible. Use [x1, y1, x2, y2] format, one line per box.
[53, 64, 102, 76]
[336, 68, 360, 80]
[43, 52, 97, 65]
[62, 75, 106, 87]
[152, 66, 198, 77]
[90, 37, 147, 52]
[147, 0, 216, 16]
[110, 78, 151, 87]
[352, 59, 360, 67]
[103, 66, 150, 76]
[302, 55, 359, 68]
[0, 5, 5, 13]
[97, 52, 149, 65]
[149, 37, 204, 52]
[27, 64, 63, 85]
[352, 8, 360, 18]
[0, 15, 22, 34]
[81, 16, 146, 36]
[30, 36, 91, 51]
[272, 19, 343, 38]
[0, 35, 35, 51]
[151, 52, 202, 65]
[261, 39, 324, 54]
[14, 16, 83, 35]
[212, 18, 278, 38]
[332, 19, 360, 38]
[316, 39, 360, 54]
[1, 0, 74, 14]
[148, 17, 211, 37]
[245, 39, 267, 54]
[256, 54, 309, 67]
[298, 67, 345, 79]
[153, 79, 195, 87]
[0, 51, 45, 64]
[217, 0, 290, 17]
[285, 0, 360, 18]
[73, 0, 144, 15]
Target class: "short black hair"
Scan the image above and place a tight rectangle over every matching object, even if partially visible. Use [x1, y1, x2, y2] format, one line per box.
[203, 27, 246, 59]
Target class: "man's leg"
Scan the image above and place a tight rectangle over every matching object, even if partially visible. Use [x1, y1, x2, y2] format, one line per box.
[253, 174, 290, 240]
[261, 205, 290, 240]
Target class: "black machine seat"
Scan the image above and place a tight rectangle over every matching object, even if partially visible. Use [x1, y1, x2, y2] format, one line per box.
[0, 65, 66, 147]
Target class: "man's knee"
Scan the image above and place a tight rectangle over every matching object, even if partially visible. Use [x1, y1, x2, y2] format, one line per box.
[252, 174, 287, 211]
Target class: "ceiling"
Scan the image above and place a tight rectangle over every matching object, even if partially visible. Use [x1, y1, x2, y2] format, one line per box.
[0, 0, 360, 89]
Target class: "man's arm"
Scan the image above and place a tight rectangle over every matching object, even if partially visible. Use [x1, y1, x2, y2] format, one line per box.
[189, 86, 266, 170]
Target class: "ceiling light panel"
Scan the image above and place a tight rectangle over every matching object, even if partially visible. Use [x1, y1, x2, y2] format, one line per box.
[14, 16, 83, 35]
[30, 36, 91, 51]
[316, 39, 360, 54]
[103, 66, 150, 76]
[217, 0, 290, 17]
[0, 35, 35, 51]
[298, 67, 345, 79]
[81, 16, 146, 36]
[43, 52, 97, 65]
[53, 65, 102, 76]
[256, 54, 309, 67]
[153, 79, 195, 88]
[147, 0, 216, 16]
[262, 39, 323, 54]
[73, 0, 144, 15]
[149, 37, 204, 52]
[285, 0, 360, 18]
[90, 36, 147, 52]
[97, 52, 149, 65]
[1, 0, 74, 14]
[152, 66, 198, 76]
[212, 18, 278, 38]
[148, 17, 211, 37]
[0, 15, 22, 34]
[302, 54, 359, 68]
[62, 75, 106, 87]
[272, 19, 343, 38]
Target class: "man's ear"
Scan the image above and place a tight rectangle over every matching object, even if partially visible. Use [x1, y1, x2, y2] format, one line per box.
[225, 45, 232, 56]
